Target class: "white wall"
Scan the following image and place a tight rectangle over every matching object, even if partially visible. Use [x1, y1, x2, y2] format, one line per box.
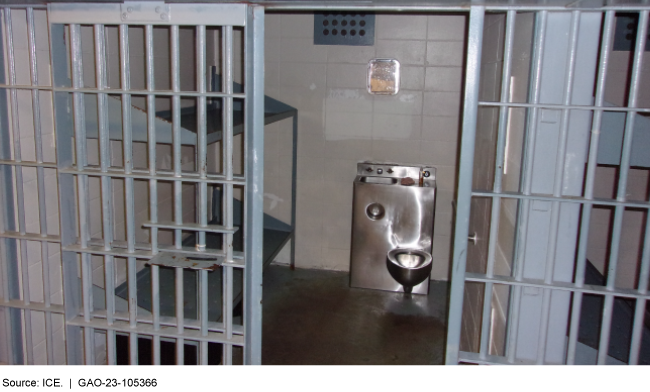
[265, 12, 467, 279]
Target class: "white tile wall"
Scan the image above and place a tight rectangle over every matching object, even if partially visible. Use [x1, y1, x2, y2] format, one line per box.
[265, 12, 467, 279]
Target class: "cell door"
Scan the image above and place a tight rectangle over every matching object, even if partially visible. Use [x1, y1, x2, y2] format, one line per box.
[447, 5, 650, 365]
[0, 2, 264, 365]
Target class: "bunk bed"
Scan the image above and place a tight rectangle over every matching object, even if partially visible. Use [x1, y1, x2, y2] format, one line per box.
[91, 78, 298, 334]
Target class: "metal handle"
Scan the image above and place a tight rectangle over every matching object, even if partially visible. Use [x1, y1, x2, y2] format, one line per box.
[468, 233, 478, 244]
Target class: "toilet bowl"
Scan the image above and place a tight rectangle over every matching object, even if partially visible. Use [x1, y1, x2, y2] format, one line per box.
[386, 248, 433, 294]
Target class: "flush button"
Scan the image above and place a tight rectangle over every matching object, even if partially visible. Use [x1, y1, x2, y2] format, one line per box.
[366, 203, 385, 220]
[377, 168, 383, 174]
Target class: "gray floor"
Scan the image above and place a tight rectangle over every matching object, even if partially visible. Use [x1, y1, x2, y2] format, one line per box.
[262, 264, 449, 365]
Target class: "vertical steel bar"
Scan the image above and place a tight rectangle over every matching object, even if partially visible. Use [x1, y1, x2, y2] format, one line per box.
[507, 10, 547, 364]
[598, 10, 648, 365]
[94, 22, 116, 366]
[0, 6, 24, 365]
[566, 10, 614, 365]
[243, 5, 264, 365]
[144, 24, 160, 365]
[479, 10, 516, 360]
[50, 19, 82, 365]
[290, 113, 297, 269]
[26, 7, 54, 365]
[170, 24, 184, 365]
[69, 23, 94, 365]
[197, 26, 207, 252]
[196, 25, 209, 365]
[171, 24, 182, 247]
[119, 23, 138, 365]
[222, 24, 234, 365]
[445, 5, 484, 365]
[4, 8, 34, 365]
[175, 266, 184, 365]
[200, 269, 208, 365]
[630, 197, 650, 363]
[536, 10, 581, 365]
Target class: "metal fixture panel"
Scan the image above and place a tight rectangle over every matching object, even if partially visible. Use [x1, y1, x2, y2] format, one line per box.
[350, 162, 436, 295]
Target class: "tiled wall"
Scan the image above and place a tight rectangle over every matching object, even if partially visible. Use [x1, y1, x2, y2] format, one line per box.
[265, 12, 467, 280]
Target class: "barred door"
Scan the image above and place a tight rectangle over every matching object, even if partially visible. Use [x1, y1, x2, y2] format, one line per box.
[0, 2, 264, 365]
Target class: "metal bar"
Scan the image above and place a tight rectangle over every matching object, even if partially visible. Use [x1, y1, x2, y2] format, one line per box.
[197, 25, 207, 254]
[119, 24, 138, 365]
[597, 10, 648, 366]
[0, 160, 57, 168]
[262, 3, 650, 11]
[94, 22, 117, 366]
[142, 221, 238, 234]
[632, 202, 650, 367]
[477, 101, 650, 112]
[144, 23, 161, 365]
[459, 350, 536, 365]
[445, 5, 483, 365]
[479, 10, 516, 360]
[63, 243, 242, 264]
[66, 317, 245, 345]
[58, 168, 247, 185]
[171, 25, 182, 252]
[466, 273, 650, 301]
[4, 7, 35, 365]
[0, 300, 65, 313]
[27, 7, 54, 365]
[0, 232, 61, 242]
[0, 7, 23, 366]
[471, 190, 650, 209]
[629, 298, 647, 364]
[566, 10, 614, 365]
[175, 266, 184, 365]
[69, 23, 94, 365]
[89, 310, 245, 335]
[536, 10, 581, 365]
[290, 113, 297, 268]
[507, 10, 547, 364]
[170, 24, 184, 365]
[243, 5, 265, 365]
[200, 269, 208, 365]
[41, 87, 246, 98]
[50, 20, 82, 365]
[222, 23, 234, 366]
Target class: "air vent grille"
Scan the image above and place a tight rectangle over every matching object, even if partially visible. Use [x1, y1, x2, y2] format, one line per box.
[314, 12, 375, 46]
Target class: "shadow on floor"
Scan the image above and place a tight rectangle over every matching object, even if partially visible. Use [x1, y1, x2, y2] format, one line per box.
[262, 264, 449, 365]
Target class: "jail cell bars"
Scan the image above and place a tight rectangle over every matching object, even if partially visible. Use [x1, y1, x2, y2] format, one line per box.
[0, 6, 65, 365]
[0, 3, 264, 365]
[448, 6, 650, 365]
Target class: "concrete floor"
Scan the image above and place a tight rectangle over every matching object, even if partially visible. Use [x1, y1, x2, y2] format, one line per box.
[262, 264, 449, 365]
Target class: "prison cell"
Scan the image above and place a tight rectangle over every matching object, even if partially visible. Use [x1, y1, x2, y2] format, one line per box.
[1, 1, 650, 366]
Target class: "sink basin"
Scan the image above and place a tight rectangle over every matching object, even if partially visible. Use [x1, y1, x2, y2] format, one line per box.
[358, 176, 398, 185]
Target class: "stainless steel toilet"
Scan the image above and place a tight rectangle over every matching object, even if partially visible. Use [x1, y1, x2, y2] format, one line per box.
[350, 162, 436, 295]
[386, 248, 433, 294]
